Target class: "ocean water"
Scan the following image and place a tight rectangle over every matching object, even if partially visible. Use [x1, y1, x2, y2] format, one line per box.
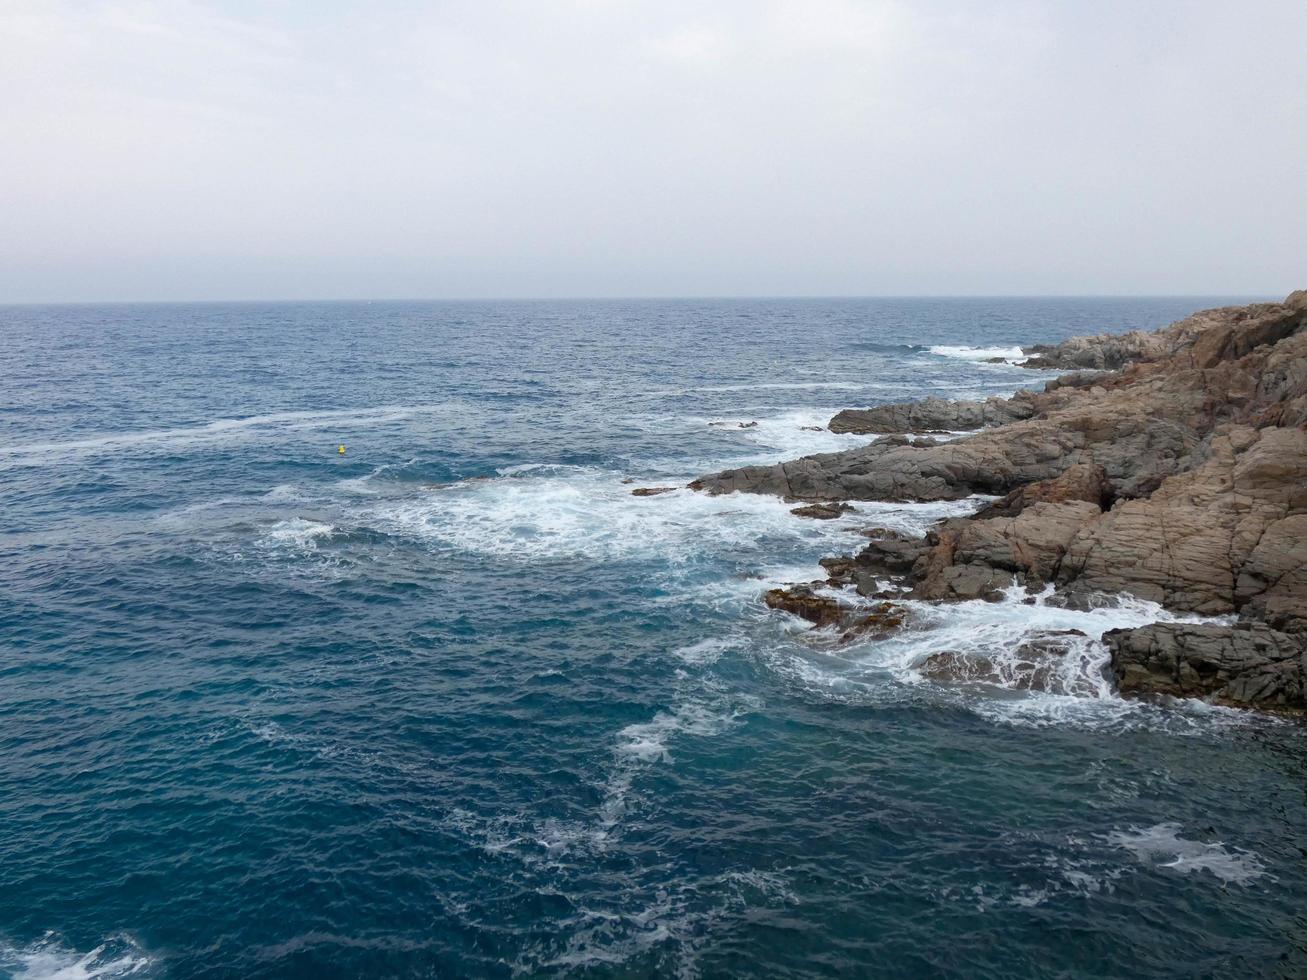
[2, 297, 1305, 979]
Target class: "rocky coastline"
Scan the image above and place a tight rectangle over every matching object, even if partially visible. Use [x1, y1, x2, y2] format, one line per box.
[690, 291, 1307, 714]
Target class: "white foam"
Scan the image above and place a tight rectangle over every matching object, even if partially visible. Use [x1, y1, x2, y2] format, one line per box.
[368, 466, 854, 563]
[262, 517, 334, 549]
[0, 935, 152, 979]
[0, 405, 451, 467]
[1107, 823, 1270, 884]
[928, 345, 1028, 363]
[672, 637, 742, 665]
[763, 582, 1249, 731]
[702, 408, 875, 461]
[661, 380, 869, 395]
[614, 700, 745, 764]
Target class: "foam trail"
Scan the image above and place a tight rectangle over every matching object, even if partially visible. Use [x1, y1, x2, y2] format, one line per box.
[0, 405, 452, 466]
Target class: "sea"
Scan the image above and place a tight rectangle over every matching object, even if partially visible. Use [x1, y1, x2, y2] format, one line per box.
[2, 297, 1305, 979]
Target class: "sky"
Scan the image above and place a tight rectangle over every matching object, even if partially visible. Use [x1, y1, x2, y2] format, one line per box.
[1, 0, 1304, 302]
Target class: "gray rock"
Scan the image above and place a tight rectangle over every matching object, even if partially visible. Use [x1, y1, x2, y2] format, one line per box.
[1105, 622, 1306, 711]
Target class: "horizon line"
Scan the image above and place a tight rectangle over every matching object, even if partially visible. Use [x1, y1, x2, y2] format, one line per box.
[0, 291, 1283, 308]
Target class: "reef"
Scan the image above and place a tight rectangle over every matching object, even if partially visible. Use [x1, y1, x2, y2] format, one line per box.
[691, 291, 1307, 713]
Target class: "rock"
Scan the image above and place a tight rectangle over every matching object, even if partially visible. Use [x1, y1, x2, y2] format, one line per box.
[800, 425, 824, 432]
[972, 463, 1113, 519]
[828, 394, 1037, 435]
[790, 502, 853, 519]
[631, 486, 678, 497]
[920, 630, 1088, 692]
[763, 585, 845, 627]
[738, 421, 758, 428]
[763, 586, 906, 639]
[840, 601, 907, 640]
[1105, 622, 1306, 711]
[692, 291, 1307, 712]
[1056, 426, 1307, 616]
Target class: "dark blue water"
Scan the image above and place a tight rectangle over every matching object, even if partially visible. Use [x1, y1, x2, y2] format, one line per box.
[3, 298, 1305, 979]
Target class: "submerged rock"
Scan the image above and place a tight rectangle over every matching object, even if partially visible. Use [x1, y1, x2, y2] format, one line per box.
[630, 486, 678, 497]
[920, 630, 1091, 693]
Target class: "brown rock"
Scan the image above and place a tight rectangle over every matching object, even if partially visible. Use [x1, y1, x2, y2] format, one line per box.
[790, 502, 853, 519]
[763, 586, 845, 628]
[630, 486, 678, 497]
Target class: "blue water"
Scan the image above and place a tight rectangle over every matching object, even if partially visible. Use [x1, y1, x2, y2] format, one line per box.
[2, 298, 1305, 979]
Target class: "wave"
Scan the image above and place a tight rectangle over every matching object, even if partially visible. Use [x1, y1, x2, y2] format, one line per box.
[0, 934, 153, 979]
[261, 517, 335, 550]
[368, 466, 851, 563]
[0, 405, 452, 467]
[928, 345, 1028, 363]
[763, 582, 1253, 732]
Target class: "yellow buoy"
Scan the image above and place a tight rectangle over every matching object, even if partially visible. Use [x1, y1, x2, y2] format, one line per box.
[338, 444, 346, 455]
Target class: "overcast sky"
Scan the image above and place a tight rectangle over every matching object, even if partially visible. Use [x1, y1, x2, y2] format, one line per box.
[2, 0, 1303, 302]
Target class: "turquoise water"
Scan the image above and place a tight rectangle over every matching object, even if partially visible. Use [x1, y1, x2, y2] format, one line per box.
[2, 298, 1304, 978]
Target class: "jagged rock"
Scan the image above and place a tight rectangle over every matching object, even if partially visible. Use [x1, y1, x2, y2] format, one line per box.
[828, 394, 1037, 435]
[790, 502, 853, 519]
[840, 601, 907, 640]
[800, 425, 824, 432]
[631, 486, 678, 497]
[738, 421, 758, 428]
[852, 529, 932, 582]
[763, 585, 844, 627]
[1056, 426, 1307, 616]
[1105, 622, 1306, 711]
[763, 586, 906, 639]
[972, 463, 1113, 519]
[1043, 370, 1108, 391]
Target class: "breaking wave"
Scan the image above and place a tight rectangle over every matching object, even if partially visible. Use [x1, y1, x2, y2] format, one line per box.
[928, 344, 1028, 363]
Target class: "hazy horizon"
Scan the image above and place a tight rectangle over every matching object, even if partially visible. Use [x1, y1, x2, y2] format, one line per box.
[3, 0, 1304, 303]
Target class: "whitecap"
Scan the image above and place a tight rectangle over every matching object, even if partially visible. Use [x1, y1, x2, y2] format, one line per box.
[0, 934, 152, 979]
[261, 517, 334, 549]
[927, 345, 1028, 363]
[368, 466, 852, 563]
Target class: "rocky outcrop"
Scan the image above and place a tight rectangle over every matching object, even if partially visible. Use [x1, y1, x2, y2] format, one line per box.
[763, 586, 906, 640]
[1056, 426, 1307, 618]
[828, 394, 1037, 434]
[710, 292, 1307, 712]
[1105, 623, 1306, 711]
[790, 502, 853, 519]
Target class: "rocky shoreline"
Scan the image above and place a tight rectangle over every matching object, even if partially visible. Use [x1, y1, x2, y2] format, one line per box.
[690, 292, 1307, 714]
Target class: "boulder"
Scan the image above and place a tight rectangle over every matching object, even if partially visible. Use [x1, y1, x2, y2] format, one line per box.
[1105, 623, 1306, 711]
